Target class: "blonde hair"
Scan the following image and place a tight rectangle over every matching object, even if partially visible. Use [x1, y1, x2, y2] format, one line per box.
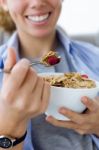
[0, 7, 16, 33]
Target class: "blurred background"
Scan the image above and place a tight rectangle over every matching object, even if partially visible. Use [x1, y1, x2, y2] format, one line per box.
[58, 0, 99, 46]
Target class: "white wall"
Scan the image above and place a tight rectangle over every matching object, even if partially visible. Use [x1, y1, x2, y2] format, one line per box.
[58, 0, 99, 35]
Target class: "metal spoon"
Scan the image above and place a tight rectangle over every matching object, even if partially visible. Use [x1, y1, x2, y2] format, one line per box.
[0, 52, 61, 73]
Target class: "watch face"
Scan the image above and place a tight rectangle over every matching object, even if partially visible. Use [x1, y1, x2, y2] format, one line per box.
[0, 137, 12, 148]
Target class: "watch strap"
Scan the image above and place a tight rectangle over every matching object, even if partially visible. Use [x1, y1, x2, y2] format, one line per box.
[13, 131, 27, 146]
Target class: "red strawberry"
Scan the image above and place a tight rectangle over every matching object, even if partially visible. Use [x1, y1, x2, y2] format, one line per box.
[81, 74, 88, 78]
[47, 56, 61, 65]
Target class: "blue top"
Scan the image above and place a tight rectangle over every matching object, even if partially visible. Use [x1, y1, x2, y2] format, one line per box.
[0, 26, 99, 149]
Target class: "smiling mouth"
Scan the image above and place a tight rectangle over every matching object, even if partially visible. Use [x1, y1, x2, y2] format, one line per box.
[26, 12, 51, 23]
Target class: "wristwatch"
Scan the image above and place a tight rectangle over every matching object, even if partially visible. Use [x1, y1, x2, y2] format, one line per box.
[0, 131, 27, 149]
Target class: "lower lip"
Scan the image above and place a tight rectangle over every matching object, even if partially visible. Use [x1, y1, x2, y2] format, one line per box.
[26, 14, 51, 27]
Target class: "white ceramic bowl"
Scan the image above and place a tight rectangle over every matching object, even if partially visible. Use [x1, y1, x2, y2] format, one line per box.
[39, 73, 99, 120]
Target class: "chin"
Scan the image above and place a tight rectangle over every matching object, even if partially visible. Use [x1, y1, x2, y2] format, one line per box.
[30, 30, 52, 38]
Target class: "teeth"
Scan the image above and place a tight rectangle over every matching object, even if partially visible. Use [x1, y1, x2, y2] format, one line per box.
[28, 13, 49, 22]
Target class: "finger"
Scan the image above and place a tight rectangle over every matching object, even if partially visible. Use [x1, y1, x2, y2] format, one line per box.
[75, 129, 86, 135]
[81, 96, 98, 112]
[46, 116, 79, 129]
[40, 81, 50, 113]
[59, 107, 85, 124]
[94, 96, 99, 102]
[29, 77, 45, 115]
[7, 59, 30, 90]
[21, 68, 37, 93]
[4, 47, 16, 70]
[31, 76, 44, 105]
[46, 115, 92, 132]
[3, 47, 17, 81]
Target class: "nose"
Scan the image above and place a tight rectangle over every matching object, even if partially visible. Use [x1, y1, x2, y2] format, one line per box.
[29, 0, 46, 9]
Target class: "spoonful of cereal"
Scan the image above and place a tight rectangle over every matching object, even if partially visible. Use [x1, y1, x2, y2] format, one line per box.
[31, 51, 61, 66]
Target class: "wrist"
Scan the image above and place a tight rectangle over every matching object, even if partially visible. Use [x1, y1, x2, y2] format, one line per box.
[0, 131, 27, 149]
[0, 119, 28, 138]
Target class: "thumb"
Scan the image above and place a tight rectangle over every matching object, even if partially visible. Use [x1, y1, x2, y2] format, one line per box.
[4, 47, 17, 71]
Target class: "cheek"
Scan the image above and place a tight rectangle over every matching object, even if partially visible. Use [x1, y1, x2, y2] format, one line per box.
[7, 1, 25, 16]
[52, 0, 62, 14]
[54, 1, 62, 16]
[51, 0, 62, 7]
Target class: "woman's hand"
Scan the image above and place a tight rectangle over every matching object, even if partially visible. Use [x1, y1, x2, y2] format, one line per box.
[46, 96, 99, 136]
[0, 48, 50, 137]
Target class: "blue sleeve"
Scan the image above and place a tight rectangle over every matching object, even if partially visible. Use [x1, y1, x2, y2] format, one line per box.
[91, 135, 99, 149]
[23, 120, 34, 150]
[70, 40, 99, 80]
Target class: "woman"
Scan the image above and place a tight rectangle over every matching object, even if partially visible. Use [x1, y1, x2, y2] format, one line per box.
[0, 0, 99, 150]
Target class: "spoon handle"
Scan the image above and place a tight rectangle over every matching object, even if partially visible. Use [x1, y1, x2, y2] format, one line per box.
[0, 59, 47, 73]
[0, 63, 38, 74]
